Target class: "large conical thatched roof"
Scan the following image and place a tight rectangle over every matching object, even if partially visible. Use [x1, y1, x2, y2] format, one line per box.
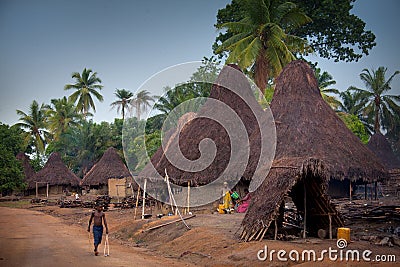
[139, 64, 272, 187]
[367, 132, 400, 170]
[241, 60, 386, 241]
[81, 147, 132, 186]
[16, 152, 36, 188]
[33, 152, 80, 188]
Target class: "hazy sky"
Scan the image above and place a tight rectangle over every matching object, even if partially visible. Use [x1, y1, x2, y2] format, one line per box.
[0, 0, 399, 126]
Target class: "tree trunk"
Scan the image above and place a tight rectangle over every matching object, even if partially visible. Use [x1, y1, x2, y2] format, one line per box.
[254, 49, 269, 100]
[374, 97, 381, 133]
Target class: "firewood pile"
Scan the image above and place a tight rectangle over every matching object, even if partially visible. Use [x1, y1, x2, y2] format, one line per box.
[59, 195, 112, 210]
[113, 196, 137, 209]
[333, 199, 400, 223]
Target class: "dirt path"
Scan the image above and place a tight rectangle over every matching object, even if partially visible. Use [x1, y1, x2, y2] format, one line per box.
[0, 207, 190, 267]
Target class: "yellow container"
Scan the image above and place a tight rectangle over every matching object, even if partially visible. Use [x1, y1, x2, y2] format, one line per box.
[337, 227, 350, 242]
[218, 204, 225, 214]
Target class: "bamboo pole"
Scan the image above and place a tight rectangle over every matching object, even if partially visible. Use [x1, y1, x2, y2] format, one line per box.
[133, 185, 141, 220]
[187, 181, 191, 214]
[141, 179, 147, 219]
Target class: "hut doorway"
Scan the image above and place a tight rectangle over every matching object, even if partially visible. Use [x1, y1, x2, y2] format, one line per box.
[288, 173, 343, 239]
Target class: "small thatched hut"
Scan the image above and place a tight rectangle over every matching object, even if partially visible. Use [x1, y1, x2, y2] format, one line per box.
[241, 60, 387, 241]
[81, 147, 134, 195]
[32, 152, 81, 195]
[367, 132, 400, 170]
[16, 152, 35, 191]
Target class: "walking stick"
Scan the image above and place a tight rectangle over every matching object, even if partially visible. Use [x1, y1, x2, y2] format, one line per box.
[104, 234, 110, 257]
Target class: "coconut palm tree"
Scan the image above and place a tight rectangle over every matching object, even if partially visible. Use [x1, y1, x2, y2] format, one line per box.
[314, 68, 341, 109]
[131, 90, 155, 120]
[16, 100, 51, 154]
[110, 89, 134, 120]
[64, 68, 103, 118]
[215, 0, 311, 92]
[47, 97, 82, 141]
[349, 67, 400, 133]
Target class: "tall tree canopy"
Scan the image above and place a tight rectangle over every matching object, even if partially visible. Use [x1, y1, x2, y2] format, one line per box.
[214, 0, 376, 64]
[349, 67, 400, 133]
[47, 97, 82, 141]
[16, 100, 51, 155]
[131, 90, 155, 121]
[215, 0, 311, 90]
[64, 68, 104, 117]
[0, 123, 25, 194]
[110, 89, 134, 120]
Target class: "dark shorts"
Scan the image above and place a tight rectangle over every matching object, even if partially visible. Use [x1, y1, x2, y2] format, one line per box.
[93, 225, 103, 245]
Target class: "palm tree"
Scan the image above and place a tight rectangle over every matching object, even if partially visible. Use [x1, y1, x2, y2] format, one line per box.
[314, 68, 341, 109]
[215, 0, 311, 92]
[110, 89, 134, 120]
[349, 67, 400, 133]
[64, 68, 103, 117]
[16, 100, 50, 154]
[131, 90, 155, 120]
[47, 97, 82, 141]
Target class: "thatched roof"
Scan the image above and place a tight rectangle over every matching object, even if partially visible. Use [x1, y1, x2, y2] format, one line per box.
[32, 152, 80, 189]
[139, 64, 271, 186]
[81, 147, 132, 186]
[241, 60, 386, 241]
[367, 132, 400, 170]
[16, 152, 35, 184]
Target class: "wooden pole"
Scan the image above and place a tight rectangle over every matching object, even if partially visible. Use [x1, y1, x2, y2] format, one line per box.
[374, 181, 377, 200]
[141, 178, 147, 219]
[133, 185, 141, 220]
[364, 183, 367, 200]
[303, 182, 307, 239]
[274, 219, 278, 240]
[349, 182, 352, 202]
[187, 181, 190, 214]
[46, 183, 49, 198]
[36, 182, 38, 198]
[329, 214, 332, 240]
[116, 185, 119, 203]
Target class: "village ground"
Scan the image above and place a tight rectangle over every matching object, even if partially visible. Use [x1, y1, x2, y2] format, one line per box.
[0, 198, 399, 267]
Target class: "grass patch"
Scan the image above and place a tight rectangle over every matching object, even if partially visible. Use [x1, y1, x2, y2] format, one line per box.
[0, 199, 31, 208]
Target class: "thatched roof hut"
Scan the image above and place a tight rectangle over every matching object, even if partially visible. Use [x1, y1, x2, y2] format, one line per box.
[16, 152, 35, 188]
[367, 132, 400, 170]
[241, 60, 387, 241]
[33, 152, 80, 190]
[81, 147, 132, 187]
[139, 64, 273, 187]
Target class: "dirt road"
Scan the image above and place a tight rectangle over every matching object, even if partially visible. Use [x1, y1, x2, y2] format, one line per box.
[0, 207, 190, 267]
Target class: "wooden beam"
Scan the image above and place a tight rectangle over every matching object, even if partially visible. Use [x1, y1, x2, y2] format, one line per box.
[141, 178, 147, 219]
[303, 182, 307, 239]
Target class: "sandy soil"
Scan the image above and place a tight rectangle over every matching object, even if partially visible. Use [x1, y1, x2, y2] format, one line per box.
[0, 207, 191, 267]
[0, 200, 399, 267]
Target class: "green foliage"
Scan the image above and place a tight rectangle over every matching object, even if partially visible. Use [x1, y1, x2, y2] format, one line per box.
[214, 0, 311, 90]
[110, 89, 134, 120]
[348, 67, 400, 132]
[312, 67, 341, 109]
[64, 68, 103, 117]
[214, 0, 376, 63]
[338, 113, 370, 144]
[16, 100, 51, 155]
[0, 123, 25, 195]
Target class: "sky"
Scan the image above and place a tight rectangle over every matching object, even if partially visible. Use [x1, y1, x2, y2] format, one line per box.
[0, 0, 399, 126]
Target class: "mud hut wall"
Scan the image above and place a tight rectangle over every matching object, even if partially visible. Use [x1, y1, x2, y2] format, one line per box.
[108, 178, 127, 198]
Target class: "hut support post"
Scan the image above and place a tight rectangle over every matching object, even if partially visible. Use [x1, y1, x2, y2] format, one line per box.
[141, 179, 147, 219]
[349, 182, 352, 202]
[274, 220, 278, 240]
[364, 183, 367, 200]
[329, 214, 332, 240]
[36, 182, 38, 198]
[134, 186, 141, 220]
[374, 181, 377, 200]
[303, 182, 307, 239]
[46, 183, 49, 198]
